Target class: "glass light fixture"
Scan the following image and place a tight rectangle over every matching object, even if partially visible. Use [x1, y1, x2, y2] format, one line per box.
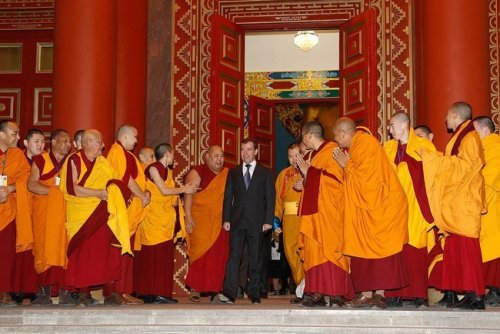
[294, 31, 319, 52]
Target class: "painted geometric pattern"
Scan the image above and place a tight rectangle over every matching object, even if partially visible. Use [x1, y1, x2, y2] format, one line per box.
[489, 0, 500, 131]
[245, 70, 340, 100]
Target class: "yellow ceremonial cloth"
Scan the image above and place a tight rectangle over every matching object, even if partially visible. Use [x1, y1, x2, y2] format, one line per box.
[136, 166, 185, 249]
[299, 141, 349, 273]
[107, 142, 146, 235]
[31, 152, 68, 272]
[0, 148, 31, 251]
[479, 133, 500, 262]
[422, 121, 485, 238]
[275, 166, 304, 283]
[186, 168, 228, 263]
[60, 152, 131, 255]
[384, 128, 436, 249]
[343, 131, 409, 259]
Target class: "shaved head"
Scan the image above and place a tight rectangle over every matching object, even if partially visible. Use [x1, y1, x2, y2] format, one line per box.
[116, 124, 138, 151]
[388, 112, 410, 142]
[82, 129, 104, 160]
[116, 124, 136, 139]
[473, 116, 496, 139]
[391, 112, 410, 126]
[206, 145, 224, 173]
[333, 117, 356, 148]
[138, 146, 155, 166]
[450, 102, 472, 122]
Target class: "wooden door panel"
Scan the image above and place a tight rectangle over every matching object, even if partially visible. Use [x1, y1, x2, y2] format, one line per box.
[210, 14, 244, 167]
[248, 95, 275, 171]
[340, 8, 377, 133]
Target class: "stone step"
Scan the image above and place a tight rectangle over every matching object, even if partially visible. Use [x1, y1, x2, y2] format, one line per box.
[1, 298, 500, 334]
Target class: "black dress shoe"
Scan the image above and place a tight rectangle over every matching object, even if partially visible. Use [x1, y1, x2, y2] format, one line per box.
[436, 291, 459, 308]
[453, 293, 485, 310]
[138, 295, 156, 304]
[251, 298, 261, 304]
[414, 298, 429, 308]
[386, 297, 403, 308]
[485, 288, 500, 306]
[290, 297, 302, 304]
[155, 295, 178, 304]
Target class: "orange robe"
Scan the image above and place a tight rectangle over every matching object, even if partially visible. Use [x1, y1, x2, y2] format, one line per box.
[480, 133, 500, 287]
[135, 162, 185, 297]
[384, 128, 436, 299]
[0, 147, 31, 292]
[274, 165, 304, 285]
[299, 141, 353, 297]
[107, 141, 147, 294]
[60, 151, 131, 289]
[422, 120, 486, 295]
[343, 130, 409, 292]
[31, 152, 68, 286]
[185, 165, 229, 292]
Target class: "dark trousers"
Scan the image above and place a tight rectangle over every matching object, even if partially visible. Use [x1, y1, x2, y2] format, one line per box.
[223, 223, 263, 300]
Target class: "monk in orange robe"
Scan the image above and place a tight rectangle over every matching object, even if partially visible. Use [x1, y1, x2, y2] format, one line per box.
[274, 143, 305, 304]
[11, 128, 45, 304]
[296, 121, 353, 307]
[473, 116, 500, 306]
[422, 102, 486, 309]
[106, 125, 150, 304]
[0, 120, 31, 306]
[28, 129, 73, 305]
[332, 117, 409, 309]
[184, 145, 229, 302]
[383, 112, 437, 308]
[138, 146, 155, 169]
[60, 129, 132, 306]
[135, 143, 196, 304]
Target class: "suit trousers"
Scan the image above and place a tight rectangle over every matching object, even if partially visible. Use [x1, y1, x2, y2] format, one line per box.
[223, 223, 263, 300]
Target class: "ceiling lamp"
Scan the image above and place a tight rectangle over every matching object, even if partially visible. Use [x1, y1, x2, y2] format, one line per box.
[294, 31, 319, 52]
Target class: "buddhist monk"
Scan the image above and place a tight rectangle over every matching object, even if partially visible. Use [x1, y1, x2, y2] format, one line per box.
[332, 117, 409, 309]
[184, 145, 229, 302]
[473, 116, 500, 307]
[135, 143, 196, 304]
[273, 143, 305, 304]
[383, 112, 436, 308]
[11, 128, 44, 304]
[421, 102, 486, 309]
[60, 129, 132, 306]
[28, 129, 73, 306]
[296, 121, 353, 307]
[73, 129, 84, 151]
[0, 120, 31, 307]
[138, 146, 155, 169]
[414, 125, 435, 142]
[106, 125, 150, 305]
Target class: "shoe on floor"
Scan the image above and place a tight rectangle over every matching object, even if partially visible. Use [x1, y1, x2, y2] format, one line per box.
[212, 293, 234, 304]
[0, 292, 18, 307]
[386, 296, 403, 308]
[414, 298, 429, 309]
[154, 295, 178, 304]
[31, 286, 53, 306]
[104, 292, 124, 306]
[346, 293, 372, 308]
[189, 289, 201, 302]
[251, 297, 261, 304]
[301, 293, 326, 307]
[452, 293, 485, 310]
[121, 293, 144, 305]
[58, 289, 76, 306]
[75, 292, 99, 307]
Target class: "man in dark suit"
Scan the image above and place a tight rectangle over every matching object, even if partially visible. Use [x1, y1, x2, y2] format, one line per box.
[215, 138, 275, 304]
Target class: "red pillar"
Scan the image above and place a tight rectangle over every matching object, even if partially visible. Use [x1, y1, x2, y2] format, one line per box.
[115, 0, 148, 150]
[52, 0, 116, 149]
[416, 0, 490, 150]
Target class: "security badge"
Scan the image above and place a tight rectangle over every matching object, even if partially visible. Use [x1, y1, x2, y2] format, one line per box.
[0, 174, 7, 187]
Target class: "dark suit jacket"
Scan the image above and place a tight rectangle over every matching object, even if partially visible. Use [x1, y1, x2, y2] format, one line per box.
[223, 163, 275, 230]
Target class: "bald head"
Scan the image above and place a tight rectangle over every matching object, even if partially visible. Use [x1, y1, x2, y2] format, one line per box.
[116, 124, 138, 151]
[414, 125, 434, 142]
[388, 112, 410, 143]
[138, 146, 155, 166]
[82, 129, 104, 160]
[206, 145, 224, 173]
[332, 117, 356, 148]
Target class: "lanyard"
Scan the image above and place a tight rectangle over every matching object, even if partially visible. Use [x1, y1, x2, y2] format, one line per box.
[0, 149, 7, 175]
